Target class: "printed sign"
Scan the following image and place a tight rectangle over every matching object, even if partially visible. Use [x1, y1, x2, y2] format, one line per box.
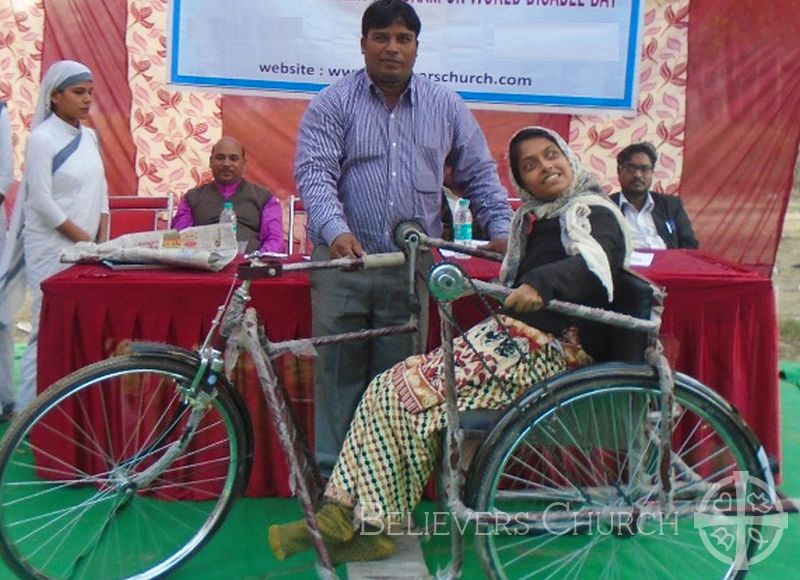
[170, 0, 643, 112]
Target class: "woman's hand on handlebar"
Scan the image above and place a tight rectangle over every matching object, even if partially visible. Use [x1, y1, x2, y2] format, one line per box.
[504, 283, 544, 313]
[483, 237, 508, 256]
[330, 233, 366, 259]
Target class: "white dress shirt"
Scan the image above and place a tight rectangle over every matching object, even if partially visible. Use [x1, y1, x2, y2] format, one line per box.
[617, 192, 667, 250]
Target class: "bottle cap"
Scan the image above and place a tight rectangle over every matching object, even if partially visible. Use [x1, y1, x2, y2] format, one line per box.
[223, 202, 234, 210]
[457, 198, 469, 207]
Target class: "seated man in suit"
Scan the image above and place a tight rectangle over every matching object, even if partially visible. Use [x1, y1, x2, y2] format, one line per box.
[610, 142, 699, 250]
[173, 136, 285, 253]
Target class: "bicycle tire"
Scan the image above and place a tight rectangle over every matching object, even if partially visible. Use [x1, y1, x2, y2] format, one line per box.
[0, 353, 248, 579]
[467, 364, 774, 580]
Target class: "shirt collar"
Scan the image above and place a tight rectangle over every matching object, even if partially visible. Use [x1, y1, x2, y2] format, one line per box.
[365, 69, 416, 106]
[214, 179, 242, 197]
[619, 191, 655, 213]
[50, 114, 82, 136]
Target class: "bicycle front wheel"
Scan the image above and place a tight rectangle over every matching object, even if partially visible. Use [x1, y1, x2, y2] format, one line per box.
[468, 366, 774, 580]
[0, 353, 248, 579]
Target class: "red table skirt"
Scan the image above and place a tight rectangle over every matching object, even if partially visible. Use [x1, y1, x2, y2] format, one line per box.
[39, 250, 780, 497]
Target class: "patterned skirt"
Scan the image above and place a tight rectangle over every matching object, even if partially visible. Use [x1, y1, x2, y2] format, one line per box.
[324, 315, 592, 525]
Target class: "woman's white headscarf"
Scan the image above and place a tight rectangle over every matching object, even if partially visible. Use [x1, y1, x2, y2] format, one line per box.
[32, 60, 93, 128]
[499, 126, 632, 301]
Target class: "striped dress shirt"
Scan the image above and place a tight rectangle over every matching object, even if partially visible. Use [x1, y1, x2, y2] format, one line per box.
[295, 69, 511, 253]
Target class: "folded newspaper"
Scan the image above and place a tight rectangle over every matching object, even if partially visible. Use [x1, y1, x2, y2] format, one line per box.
[61, 224, 238, 272]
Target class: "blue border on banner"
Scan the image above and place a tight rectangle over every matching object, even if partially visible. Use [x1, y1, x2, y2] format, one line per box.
[170, 0, 181, 87]
[170, 0, 643, 111]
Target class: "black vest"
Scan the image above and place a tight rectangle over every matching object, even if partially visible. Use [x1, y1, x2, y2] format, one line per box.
[184, 180, 273, 252]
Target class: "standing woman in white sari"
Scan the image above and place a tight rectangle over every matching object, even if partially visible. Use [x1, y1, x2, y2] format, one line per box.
[0, 100, 15, 419]
[16, 60, 109, 411]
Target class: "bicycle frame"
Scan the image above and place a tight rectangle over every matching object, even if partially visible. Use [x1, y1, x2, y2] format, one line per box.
[179, 250, 420, 576]
[170, 225, 775, 580]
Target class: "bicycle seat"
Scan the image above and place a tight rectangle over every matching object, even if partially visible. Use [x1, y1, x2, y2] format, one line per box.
[459, 408, 503, 437]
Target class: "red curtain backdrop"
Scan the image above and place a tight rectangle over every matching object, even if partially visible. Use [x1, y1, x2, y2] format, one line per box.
[680, 0, 800, 274]
[221, 96, 308, 198]
[42, 0, 138, 197]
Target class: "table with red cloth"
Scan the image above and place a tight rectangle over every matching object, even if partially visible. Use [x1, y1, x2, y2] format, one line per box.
[38, 249, 780, 497]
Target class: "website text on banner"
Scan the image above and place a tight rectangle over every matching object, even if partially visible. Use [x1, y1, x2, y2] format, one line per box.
[170, 0, 642, 112]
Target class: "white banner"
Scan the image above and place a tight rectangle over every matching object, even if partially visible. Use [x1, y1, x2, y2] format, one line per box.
[169, 0, 643, 112]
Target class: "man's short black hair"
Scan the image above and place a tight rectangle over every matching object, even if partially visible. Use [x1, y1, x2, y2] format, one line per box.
[362, 0, 421, 37]
[617, 142, 657, 167]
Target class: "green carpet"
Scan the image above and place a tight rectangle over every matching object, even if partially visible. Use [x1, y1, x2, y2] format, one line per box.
[742, 362, 800, 578]
[0, 363, 797, 578]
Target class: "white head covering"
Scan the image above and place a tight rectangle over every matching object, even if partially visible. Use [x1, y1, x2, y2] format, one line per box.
[32, 60, 93, 128]
[500, 126, 632, 301]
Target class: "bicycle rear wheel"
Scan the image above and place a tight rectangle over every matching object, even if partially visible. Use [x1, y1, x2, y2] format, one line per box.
[0, 354, 248, 579]
[468, 365, 774, 580]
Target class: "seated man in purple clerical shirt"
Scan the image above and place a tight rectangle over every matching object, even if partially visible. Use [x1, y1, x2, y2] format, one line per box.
[173, 136, 285, 254]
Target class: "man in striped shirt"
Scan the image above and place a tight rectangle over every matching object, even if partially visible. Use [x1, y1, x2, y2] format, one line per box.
[295, 0, 512, 475]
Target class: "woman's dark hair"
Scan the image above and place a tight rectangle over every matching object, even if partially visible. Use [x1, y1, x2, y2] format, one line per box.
[49, 91, 61, 112]
[508, 128, 561, 189]
[616, 142, 657, 167]
[362, 0, 421, 37]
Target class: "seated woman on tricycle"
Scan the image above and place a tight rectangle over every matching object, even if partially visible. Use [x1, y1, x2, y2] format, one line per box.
[269, 125, 632, 563]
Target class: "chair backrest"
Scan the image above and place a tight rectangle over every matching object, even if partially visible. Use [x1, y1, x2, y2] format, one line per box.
[603, 269, 662, 363]
[287, 195, 312, 255]
[108, 194, 174, 239]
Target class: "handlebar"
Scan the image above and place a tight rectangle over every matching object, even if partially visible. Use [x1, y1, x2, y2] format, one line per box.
[279, 252, 406, 272]
[242, 225, 659, 335]
[476, 279, 659, 333]
[237, 252, 406, 280]
[428, 263, 660, 334]
[394, 220, 504, 262]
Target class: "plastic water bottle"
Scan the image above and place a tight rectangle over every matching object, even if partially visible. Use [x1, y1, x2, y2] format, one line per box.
[453, 198, 473, 260]
[219, 201, 238, 243]
[220, 202, 247, 254]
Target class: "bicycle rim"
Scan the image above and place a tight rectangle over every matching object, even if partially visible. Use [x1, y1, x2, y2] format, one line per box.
[0, 355, 247, 579]
[470, 374, 771, 580]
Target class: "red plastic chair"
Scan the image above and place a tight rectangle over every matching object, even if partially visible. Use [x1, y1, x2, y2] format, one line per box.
[108, 195, 174, 239]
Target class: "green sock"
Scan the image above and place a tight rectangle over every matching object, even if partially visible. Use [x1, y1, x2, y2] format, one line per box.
[268, 520, 308, 561]
[268, 502, 356, 560]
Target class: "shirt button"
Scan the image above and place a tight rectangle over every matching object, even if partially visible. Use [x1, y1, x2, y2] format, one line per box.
[392, 171, 397, 177]
[392, 142, 397, 147]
